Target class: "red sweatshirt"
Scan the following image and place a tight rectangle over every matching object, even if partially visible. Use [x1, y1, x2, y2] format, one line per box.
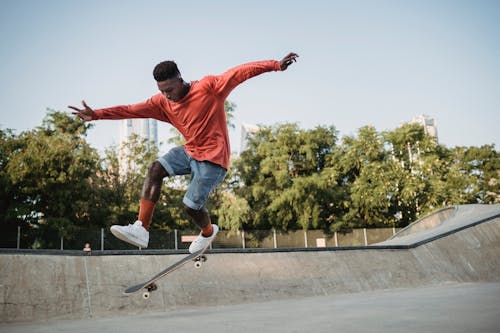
[93, 60, 282, 169]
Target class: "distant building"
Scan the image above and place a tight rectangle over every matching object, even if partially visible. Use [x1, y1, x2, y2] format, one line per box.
[408, 114, 438, 141]
[119, 119, 158, 174]
[240, 123, 260, 153]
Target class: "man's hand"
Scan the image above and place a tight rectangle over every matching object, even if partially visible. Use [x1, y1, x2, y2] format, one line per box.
[68, 100, 94, 122]
[280, 52, 299, 71]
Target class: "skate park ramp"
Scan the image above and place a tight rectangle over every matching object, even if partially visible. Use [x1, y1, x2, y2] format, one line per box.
[0, 204, 499, 323]
[377, 204, 499, 246]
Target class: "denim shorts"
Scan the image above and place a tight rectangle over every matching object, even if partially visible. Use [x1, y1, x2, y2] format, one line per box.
[157, 146, 227, 210]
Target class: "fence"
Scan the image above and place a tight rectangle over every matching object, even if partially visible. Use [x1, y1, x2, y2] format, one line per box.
[0, 226, 400, 251]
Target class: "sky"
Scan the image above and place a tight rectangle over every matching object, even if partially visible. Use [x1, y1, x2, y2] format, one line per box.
[1, 0, 499, 155]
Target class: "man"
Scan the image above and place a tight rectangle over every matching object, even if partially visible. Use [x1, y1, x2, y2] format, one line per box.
[69, 52, 299, 252]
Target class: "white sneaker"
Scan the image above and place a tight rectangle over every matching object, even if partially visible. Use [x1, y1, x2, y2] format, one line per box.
[110, 220, 149, 248]
[189, 224, 219, 253]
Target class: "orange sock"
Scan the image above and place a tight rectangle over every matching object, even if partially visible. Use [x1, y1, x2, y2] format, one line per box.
[138, 199, 155, 230]
[201, 223, 213, 238]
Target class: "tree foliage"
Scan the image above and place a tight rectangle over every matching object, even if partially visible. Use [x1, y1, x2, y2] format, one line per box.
[1, 108, 498, 249]
[234, 123, 341, 231]
[229, 122, 499, 233]
[1, 110, 100, 247]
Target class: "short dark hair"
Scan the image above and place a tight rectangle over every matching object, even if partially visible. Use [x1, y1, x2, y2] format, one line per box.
[153, 61, 181, 81]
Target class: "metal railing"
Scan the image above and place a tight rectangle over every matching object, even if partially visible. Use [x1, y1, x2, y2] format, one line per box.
[1, 226, 400, 251]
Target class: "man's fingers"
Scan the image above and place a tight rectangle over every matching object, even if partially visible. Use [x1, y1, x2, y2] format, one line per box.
[68, 105, 81, 112]
[280, 52, 299, 70]
[70, 110, 82, 116]
[71, 112, 84, 121]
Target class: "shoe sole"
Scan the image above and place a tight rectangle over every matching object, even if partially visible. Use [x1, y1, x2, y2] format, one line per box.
[110, 226, 148, 248]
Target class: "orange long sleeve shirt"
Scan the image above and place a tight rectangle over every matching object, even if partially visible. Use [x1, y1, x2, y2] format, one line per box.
[93, 60, 282, 169]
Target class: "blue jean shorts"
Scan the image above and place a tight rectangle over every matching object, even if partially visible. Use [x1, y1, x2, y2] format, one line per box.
[157, 146, 227, 210]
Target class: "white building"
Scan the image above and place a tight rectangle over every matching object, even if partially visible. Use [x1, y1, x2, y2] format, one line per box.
[240, 123, 260, 153]
[408, 114, 438, 141]
[119, 119, 158, 174]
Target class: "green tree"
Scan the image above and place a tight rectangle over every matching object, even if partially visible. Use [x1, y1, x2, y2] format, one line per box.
[0, 128, 24, 246]
[4, 110, 100, 248]
[234, 123, 339, 231]
[331, 126, 399, 229]
[448, 145, 499, 204]
[383, 123, 436, 222]
[4, 106, 496, 249]
[215, 192, 251, 232]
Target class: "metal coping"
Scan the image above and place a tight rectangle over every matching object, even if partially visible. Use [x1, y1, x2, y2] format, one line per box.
[0, 245, 409, 256]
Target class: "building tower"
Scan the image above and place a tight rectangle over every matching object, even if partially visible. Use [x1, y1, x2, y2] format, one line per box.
[240, 123, 260, 153]
[409, 114, 438, 141]
[119, 119, 158, 175]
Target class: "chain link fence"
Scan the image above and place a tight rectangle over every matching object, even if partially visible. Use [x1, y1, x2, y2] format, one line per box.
[0, 226, 399, 251]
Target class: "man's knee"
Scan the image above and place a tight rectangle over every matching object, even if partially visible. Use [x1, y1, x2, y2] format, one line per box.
[183, 205, 207, 217]
[148, 161, 168, 179]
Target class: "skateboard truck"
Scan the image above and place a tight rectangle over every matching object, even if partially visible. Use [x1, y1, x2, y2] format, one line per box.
[142, 283, 158, 299]
[194, 255, 207, 268]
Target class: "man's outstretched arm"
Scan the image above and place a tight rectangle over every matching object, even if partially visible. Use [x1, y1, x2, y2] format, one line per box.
[69, 97, 170, 122]
[214, 51, 299, 97]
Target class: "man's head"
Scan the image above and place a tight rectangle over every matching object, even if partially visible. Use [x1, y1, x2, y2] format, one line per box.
[153, 60, 189, 102]
[153, 60, 180, 81]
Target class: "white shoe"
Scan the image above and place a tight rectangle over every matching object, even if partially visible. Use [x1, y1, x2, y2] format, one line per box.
[189, 225, 219, 253]
[110, 220, 149, 248]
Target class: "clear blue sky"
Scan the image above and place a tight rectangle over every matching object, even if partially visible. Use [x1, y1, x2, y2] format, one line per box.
[1, 0, 499, 155]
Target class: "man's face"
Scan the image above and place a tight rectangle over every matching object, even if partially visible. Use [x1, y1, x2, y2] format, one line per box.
[157, 77, 185, 102]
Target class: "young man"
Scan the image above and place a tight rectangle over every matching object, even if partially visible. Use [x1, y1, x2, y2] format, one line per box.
[69, 52, 299, 252]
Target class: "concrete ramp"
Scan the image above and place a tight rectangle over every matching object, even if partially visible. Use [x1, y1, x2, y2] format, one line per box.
[378, 204, 500, 246]
[1, 204, 499, 323]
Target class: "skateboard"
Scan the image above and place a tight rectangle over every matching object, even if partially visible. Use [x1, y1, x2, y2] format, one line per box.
[124, 242, 211, 299]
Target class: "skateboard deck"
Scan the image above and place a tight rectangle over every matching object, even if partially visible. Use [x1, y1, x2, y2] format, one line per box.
[124, 242, 211, 299]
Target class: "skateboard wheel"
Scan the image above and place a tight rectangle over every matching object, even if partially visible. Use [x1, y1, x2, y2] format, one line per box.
[194, 255, 207, 268]
[142, 291, 150, 299]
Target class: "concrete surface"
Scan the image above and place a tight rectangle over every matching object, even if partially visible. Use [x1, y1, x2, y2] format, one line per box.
[379, 204, 500, 246]
[0, 204, 499, 326]
[1, 282, 499, 333]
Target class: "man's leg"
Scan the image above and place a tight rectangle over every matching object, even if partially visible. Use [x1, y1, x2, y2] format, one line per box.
[185, 204, 219, 253]
[110, 161, 169, 248]
[139, 161, 169, 230]
[184, 206, 213, 237]
[110, 147, 186, 248]
[184, 160, 227, 253]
